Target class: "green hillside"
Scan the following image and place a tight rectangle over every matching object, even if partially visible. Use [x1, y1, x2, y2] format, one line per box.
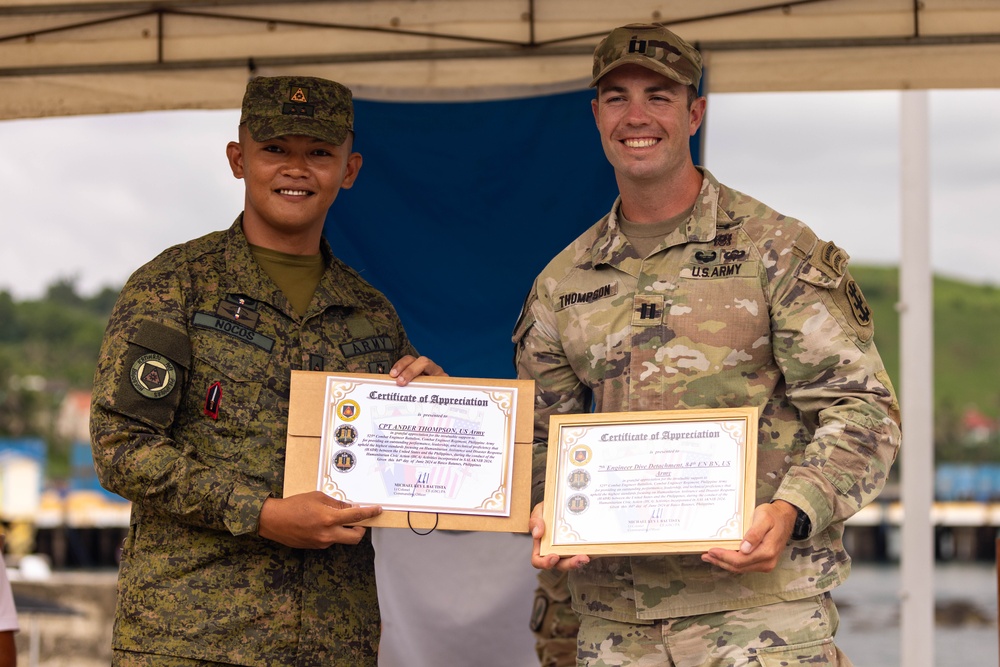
[851, 265, 1000, 460]
[3, 270, 1000, 463]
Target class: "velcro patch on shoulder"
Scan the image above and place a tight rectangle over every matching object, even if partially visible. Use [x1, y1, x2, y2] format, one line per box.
[792, 226, 818, 258]
[129, 319, 192, 369]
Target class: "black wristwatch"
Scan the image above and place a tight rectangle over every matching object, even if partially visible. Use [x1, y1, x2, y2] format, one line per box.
[791, 508, 812, 541]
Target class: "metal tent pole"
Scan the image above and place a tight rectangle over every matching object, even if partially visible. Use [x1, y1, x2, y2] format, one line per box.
[899, 88, 935, 667]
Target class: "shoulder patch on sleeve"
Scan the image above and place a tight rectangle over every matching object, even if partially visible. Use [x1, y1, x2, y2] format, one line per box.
[797, 239, 852, 289]
[114, 319, 191, 429]
[829, 275, 874, 343]
[810, 240, 850, 279]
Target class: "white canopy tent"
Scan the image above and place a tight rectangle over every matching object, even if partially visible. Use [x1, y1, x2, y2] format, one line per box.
[2, 0, 1000, 117]
[4, 2, 999, 665]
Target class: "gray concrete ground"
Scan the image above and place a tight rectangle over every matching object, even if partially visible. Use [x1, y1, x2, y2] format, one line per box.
[11, 569, 116, 667]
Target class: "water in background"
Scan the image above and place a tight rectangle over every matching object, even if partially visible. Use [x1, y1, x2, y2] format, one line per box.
[833, 562, 998, 667]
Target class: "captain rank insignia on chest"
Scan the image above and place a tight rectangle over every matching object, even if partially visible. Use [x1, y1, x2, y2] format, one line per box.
[632, 295, 665, 326]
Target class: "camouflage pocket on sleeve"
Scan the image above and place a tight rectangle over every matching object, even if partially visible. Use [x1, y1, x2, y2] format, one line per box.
[821, 414, 879, 495]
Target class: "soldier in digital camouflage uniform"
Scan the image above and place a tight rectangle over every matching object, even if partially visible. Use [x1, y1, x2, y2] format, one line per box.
[90, 75, 444, 667]
[514, 24, 901, 667]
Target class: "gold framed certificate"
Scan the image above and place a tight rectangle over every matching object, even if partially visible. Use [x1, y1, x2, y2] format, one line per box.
[540, 407, 758, 556]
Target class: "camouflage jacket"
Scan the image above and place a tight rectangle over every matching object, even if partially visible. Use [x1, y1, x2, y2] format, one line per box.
[513, 169, 900, 622]
[90, 218, 417, 666]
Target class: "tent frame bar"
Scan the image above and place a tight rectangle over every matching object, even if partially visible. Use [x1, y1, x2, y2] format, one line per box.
[5, 0, 989, 79]
[0, 0, 838, 47]
[3, 30, 1000, 78]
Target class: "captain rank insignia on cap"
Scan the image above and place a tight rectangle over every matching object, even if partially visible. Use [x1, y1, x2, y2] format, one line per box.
[284, 86, 315, 117]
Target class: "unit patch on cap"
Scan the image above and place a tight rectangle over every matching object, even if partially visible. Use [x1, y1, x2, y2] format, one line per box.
[130, 353, 177, 399]
[283, 85, 315, 118]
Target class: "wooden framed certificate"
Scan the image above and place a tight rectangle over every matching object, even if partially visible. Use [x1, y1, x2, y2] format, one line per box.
[540, 407, 758, 556]
[315, 374, 518, 516]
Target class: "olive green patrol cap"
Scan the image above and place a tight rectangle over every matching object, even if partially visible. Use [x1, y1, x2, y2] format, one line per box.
[591, 23, 703, 89]
[240, 75, 354, 145]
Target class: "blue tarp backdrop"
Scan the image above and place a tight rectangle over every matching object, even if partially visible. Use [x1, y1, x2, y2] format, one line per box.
[322, 88, 708, 666]
[324, 89, 617, 379]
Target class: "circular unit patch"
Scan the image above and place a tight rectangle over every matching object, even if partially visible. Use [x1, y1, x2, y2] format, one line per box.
[130, 353, 177, 399]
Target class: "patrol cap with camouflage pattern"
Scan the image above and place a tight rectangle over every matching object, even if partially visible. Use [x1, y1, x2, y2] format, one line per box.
[591, 23, 702, 89]
[240, 75, 354, 146]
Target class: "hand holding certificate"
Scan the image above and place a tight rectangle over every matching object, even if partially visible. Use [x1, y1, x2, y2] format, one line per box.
[540, 407, 758, 556]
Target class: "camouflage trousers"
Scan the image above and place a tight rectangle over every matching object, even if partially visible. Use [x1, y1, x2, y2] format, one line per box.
[113, 650, 241, 667]
[577, 593, 853, 667]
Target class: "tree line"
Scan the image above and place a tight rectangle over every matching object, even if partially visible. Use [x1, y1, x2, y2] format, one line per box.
[0, 278, 118, 444]
[3, 270, 1000, 469]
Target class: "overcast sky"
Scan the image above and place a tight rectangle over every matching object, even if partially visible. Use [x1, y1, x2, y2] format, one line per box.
[1, 88, 998, 300]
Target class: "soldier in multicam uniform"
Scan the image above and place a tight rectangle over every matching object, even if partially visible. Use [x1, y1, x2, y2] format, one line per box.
[514, 24, 901, 667]
[90, 76, 444, 667]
